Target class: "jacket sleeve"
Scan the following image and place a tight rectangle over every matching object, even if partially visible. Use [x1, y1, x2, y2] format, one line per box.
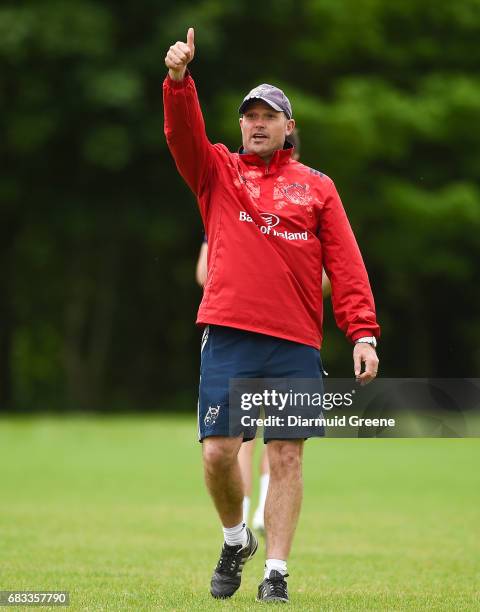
[319, 178, 380, 343]
[163, 72, 216, 201]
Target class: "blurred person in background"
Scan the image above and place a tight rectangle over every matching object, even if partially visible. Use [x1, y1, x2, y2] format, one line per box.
[164, 28, 379, 604]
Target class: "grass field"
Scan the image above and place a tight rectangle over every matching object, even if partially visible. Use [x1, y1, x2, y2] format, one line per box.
[0, 416, 479, 611]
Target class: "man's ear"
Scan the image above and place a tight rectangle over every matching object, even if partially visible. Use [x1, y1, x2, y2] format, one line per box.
[285, 118, 296, 136]
[239, 117, 243, 128]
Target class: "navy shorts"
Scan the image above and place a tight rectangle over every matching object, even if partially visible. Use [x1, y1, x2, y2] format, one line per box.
[198, 325, 324, 442]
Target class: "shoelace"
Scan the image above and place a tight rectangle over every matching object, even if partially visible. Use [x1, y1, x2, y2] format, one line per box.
[216, 544, 242, 575]
[265, 574, 289, 598]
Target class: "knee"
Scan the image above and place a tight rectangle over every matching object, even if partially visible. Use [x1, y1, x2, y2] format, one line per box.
[268, 442, 302, 477]
[203, 438, 238, 473]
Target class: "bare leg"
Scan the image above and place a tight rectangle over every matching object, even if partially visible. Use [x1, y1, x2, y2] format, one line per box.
[260, 446, 269, 475]
[202, 436, 244, 527]
[264, 439, 304, 559]
[238, 439, 256, 497]
[252, 446, 270, 530]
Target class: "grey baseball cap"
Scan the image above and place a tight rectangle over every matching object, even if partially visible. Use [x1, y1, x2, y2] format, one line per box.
[239, 84, 292, 119]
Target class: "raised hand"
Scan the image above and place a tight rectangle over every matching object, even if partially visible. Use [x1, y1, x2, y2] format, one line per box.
[165, 27, 195, 81]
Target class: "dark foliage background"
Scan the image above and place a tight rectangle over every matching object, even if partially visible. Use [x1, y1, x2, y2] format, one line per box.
[1, 0, 479, 411]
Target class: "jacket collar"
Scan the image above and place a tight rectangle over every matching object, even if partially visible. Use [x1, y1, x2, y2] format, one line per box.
[238, 141, 294, 170]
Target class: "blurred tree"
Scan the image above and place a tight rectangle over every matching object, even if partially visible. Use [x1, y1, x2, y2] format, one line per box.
[0, 0, 479, 411]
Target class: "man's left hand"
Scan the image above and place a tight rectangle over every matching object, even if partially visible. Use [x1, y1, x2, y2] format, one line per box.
[353, 343, 379, 385]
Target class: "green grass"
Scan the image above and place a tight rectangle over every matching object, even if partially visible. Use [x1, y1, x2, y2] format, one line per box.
[0, 416, 479, 611]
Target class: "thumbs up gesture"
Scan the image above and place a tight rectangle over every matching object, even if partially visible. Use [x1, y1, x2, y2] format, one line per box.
[165, 27, 195, 81]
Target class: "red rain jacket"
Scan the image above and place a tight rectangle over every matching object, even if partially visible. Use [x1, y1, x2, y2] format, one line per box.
[163, 73, 380, 348]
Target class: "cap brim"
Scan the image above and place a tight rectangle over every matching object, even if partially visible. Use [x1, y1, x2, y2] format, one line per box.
[239, 96, 284, 115]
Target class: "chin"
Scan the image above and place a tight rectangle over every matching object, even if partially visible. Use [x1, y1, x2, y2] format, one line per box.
[253, 144, 273, 156]
[245, 142, 275, 159]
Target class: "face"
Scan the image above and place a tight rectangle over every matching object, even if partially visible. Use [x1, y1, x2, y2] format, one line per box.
[239, 101, 295, 162]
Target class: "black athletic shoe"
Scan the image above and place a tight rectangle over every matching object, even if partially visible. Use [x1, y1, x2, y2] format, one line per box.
[257, 570, 289, 603]
[210, 527, 258, 599]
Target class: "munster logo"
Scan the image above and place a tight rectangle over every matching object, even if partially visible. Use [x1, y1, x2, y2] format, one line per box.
[204, 405, 221, 426]
[283, 183, 309, 205]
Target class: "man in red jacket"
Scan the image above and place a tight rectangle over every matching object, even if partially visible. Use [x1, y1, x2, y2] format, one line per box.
[164, 28, 380, 604]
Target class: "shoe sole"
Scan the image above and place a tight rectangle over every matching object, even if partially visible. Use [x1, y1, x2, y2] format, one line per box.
[248, 533, 259, 559]
[256, 596, 289, 603]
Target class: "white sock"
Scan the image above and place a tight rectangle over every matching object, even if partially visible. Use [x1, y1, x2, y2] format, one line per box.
[265, 558, 287, 578]
[258, 473, 270, 513]
[223, 521, 248, 547]
[242, 496, 250, 525]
